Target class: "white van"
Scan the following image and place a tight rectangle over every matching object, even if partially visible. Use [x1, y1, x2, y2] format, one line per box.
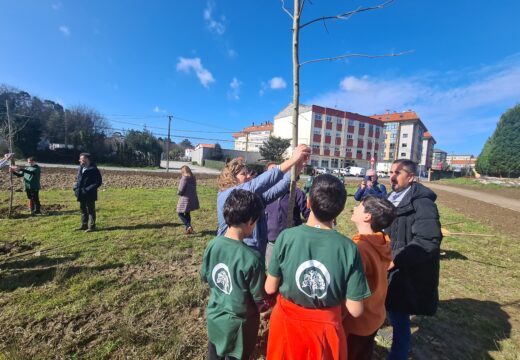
[349, 166, 366, 177]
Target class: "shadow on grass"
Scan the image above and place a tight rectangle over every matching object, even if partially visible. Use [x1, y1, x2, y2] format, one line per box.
[411, 298, 511, 360]
[1, 252, 80, 270]
[194, 230, 217, 237]
[102, 223, 181, 231]
[440, 249, 469, 261]
[0, 260, 124, 292]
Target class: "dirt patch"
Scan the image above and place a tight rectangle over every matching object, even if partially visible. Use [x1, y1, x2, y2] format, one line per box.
[439, 184, 520, 201]
[434, 189, 520, 239]
[0, 240, 39, 255]
[0, 167, 218, 191]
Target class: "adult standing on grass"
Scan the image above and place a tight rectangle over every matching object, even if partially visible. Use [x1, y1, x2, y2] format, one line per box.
[176, 165, 199, 234]
[10, 156, 41, 215]
[0, 153, 14, 169]
[386, 159, 442, 360]
[217, 144, 310, 257]
[354, 169, 387, 201]
[74, 153, 102, 232]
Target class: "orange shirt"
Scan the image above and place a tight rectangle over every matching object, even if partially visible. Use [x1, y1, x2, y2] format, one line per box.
[343, 233, 392, 336]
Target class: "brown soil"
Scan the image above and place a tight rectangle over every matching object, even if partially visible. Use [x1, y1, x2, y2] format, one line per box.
[442, 184, 520, 201]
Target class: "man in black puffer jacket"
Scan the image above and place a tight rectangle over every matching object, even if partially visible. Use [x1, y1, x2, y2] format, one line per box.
[74, 153, 102, 232]
[385, 159, 442, 360]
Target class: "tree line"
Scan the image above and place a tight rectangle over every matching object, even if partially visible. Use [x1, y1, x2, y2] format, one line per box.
[0, 85, 193, 167]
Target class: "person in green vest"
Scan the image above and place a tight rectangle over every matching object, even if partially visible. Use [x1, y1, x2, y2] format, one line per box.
[201, 189, 273, 360]
[10, 156, 41, 215]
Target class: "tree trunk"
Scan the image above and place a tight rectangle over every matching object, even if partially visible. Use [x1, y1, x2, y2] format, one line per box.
[287, 0, 301, 228]
[6, 100, 15, 218]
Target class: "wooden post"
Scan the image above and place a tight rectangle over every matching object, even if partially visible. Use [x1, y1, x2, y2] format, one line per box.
[166, 115, 171, 172]
[6, 100, 15, 218]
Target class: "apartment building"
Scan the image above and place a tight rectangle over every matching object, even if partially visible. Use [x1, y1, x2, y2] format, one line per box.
[371, 110, 428, 164]
[233, 122, 273, 152]
[446, 154, 477, 170]
[273, 104, 385, 169]
[421, 131, 436, 169]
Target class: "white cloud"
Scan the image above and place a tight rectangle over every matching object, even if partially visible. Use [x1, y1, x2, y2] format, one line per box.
[59, 25, 70, 36]
[176, 57, 215, 88]
[308, 54, 520, 153]
[203, 1, 225, 35]
[153, 106, 166, 113]
[269, 77, 287, 89]
[227, 77, 242, 100]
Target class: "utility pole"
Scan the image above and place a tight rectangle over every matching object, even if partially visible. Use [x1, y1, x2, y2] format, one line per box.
[245, 132, 249, 163]
[166, 115, 172, 172]
[64, 112, 68, 146]
[6, 100, 15, 218]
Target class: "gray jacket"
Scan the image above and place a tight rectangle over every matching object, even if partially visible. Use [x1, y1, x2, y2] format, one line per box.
[176, 176, 200, 213]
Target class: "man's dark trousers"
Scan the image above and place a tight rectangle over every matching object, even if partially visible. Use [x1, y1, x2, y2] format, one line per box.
[80, 200, 96, 229]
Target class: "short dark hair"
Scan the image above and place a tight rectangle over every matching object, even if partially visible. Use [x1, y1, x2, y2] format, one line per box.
[80, 152, 92, 161]
[27, 156, 36, 161]
[362, 195, 397, 232]
[309, 174, 346, 222]
[223, 189, 264, 227]
[393, 159, 417, 175]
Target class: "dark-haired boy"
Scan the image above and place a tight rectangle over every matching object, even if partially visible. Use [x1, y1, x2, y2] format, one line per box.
[265, 174, 371, 360]
[201, 189, 271, 360]
[343, 196, 396, 360]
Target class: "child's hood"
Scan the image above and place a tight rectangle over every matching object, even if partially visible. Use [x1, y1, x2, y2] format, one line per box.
[352, 233, 392, 262]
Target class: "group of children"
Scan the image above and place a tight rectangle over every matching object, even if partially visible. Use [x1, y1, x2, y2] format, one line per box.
[202, 173, 397, 360]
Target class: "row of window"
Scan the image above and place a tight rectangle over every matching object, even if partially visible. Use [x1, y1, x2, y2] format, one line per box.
[313, 113, 380, 131]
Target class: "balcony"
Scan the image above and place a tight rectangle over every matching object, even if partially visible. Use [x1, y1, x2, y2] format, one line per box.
[358, 128, 365, 136]
[347, 139, 353, 147]
[336, 124, 343, 131]
[313, 134, 321, 142]
[312, 148, 320, 155]
[357, 140, 364, 148]
[325, 122, 332, 130]
[335, 137, 341, 145]
[324, 149, 330, 156]
[345, 152, 352, 159]
[335, 151, 341, 157]
[356, 153, 363, 159]
[324, 136, 331, 144]
[347, 125, 355, 133]
[368, 130, 374, 138]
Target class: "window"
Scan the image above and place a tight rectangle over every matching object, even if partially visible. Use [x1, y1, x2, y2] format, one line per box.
[359, 123, 365, 129]
[312, 144, 320, 149]
[389, 152, 394, 158]
[401, 152, 406, 156]
[335, 147, 339, 152]
[346, 148, 352, 152]
[313, 129, 321, 135]
[311, 159, 319, 166]
[369, 124, 374, 131]
[325, 131, 331, 136]
[347, 134, 353, 139]
[314, 113, 322, 121]
[321, 160, 329, 167]
[403, 133, 408, 138]
[324, 145, 329, 151]
[402, 143, 408, 148]
[326, 115, 332, 122]
[356, 150, 363, 155]
[337, 119, 342, 125]
[348, 119, 355, 126]
[367, 152, 371, 158]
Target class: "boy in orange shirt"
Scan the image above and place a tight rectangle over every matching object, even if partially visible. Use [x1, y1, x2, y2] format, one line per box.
[344, 195, 397, 360]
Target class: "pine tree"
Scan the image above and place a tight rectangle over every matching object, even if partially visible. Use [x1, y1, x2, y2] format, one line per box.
[259, 136, 291, 162]
[477, 104, 520, 177]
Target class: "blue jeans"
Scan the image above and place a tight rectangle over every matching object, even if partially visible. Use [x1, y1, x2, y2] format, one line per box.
[177, 212, 191, 229]
[387, 311, 411, 360]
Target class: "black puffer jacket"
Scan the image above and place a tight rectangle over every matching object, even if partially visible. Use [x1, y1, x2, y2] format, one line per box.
[386, 182, 442, 316]
[74, 165, 102, 202]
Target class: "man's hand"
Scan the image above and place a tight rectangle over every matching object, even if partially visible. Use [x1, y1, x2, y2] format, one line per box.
[360, 180, 366, 190]
[388, 261, 395, 271]
[291, 144, 311, 164]
[366, 180, 374, 189]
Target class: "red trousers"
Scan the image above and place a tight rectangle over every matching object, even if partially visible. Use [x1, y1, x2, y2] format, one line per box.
[267, 295, 347, 360]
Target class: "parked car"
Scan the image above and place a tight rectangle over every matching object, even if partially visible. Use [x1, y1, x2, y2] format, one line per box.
[377, 171, 388, 178]
[314, 167, 329, 175]
[339, 167, 350, 176]
[332, 168, 341, 175]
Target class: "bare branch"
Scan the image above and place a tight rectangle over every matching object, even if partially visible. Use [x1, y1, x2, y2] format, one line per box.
[300, 0, 394, 29]
[299, 0, 306, 15]
[281, 0, 293, 19]
[300, 50, 413, 66]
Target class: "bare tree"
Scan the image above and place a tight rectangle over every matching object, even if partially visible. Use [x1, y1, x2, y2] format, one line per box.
[0, 100, 29, 217]
[282, 0, 409, 227]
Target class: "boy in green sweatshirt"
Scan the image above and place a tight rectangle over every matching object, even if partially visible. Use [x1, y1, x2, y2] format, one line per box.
[11, 156, 41, 215]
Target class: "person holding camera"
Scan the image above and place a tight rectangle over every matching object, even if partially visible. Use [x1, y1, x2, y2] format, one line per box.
[354, 169, 387, 201]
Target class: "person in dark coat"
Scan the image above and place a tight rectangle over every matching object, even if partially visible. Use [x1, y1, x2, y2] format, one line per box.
[264, 162, 310, 266]
[385, 159, 442, 360]
[10, 156, 42, 215]
[74, 153, 102, 232]
[176, 165, 199, 234]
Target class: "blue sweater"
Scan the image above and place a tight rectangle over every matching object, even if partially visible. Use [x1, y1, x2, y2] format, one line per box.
[217, 168, 291, 256]
[353, 182, 387, 201]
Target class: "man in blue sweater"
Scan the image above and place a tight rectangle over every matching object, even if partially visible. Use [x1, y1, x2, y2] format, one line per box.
[354, 169, 387, 201]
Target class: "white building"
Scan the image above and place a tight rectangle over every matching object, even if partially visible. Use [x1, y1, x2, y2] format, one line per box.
[233, 122, 273, 152]
[273, 104, 385, 169]
[421, 131, 436, 170]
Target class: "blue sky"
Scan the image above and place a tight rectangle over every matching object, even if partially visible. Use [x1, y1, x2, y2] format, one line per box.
[1, 0, 519, 155]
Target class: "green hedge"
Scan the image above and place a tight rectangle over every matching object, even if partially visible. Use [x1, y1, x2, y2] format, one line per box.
[204, 159, 226, 171]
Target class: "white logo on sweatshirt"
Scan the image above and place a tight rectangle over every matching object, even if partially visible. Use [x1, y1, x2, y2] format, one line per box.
[212, 263, 233, 295]
[295, 260, 331, 299]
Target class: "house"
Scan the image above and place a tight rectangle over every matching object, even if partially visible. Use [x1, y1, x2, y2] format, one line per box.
[233, 122, 273, 152]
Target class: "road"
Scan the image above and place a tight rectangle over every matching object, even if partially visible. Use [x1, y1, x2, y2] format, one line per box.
[424, 182, 520, 212]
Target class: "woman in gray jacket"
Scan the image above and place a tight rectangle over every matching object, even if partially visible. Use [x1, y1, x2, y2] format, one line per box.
[176, 165, 199, 234]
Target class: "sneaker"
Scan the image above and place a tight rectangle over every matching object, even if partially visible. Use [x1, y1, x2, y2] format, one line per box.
[85, 227, 96, 233]
[186, 226, 194, 234]
[76, 225, 88, 231]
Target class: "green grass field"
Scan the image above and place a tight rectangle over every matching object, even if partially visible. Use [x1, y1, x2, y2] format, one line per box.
[0, 184, 519, 359]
